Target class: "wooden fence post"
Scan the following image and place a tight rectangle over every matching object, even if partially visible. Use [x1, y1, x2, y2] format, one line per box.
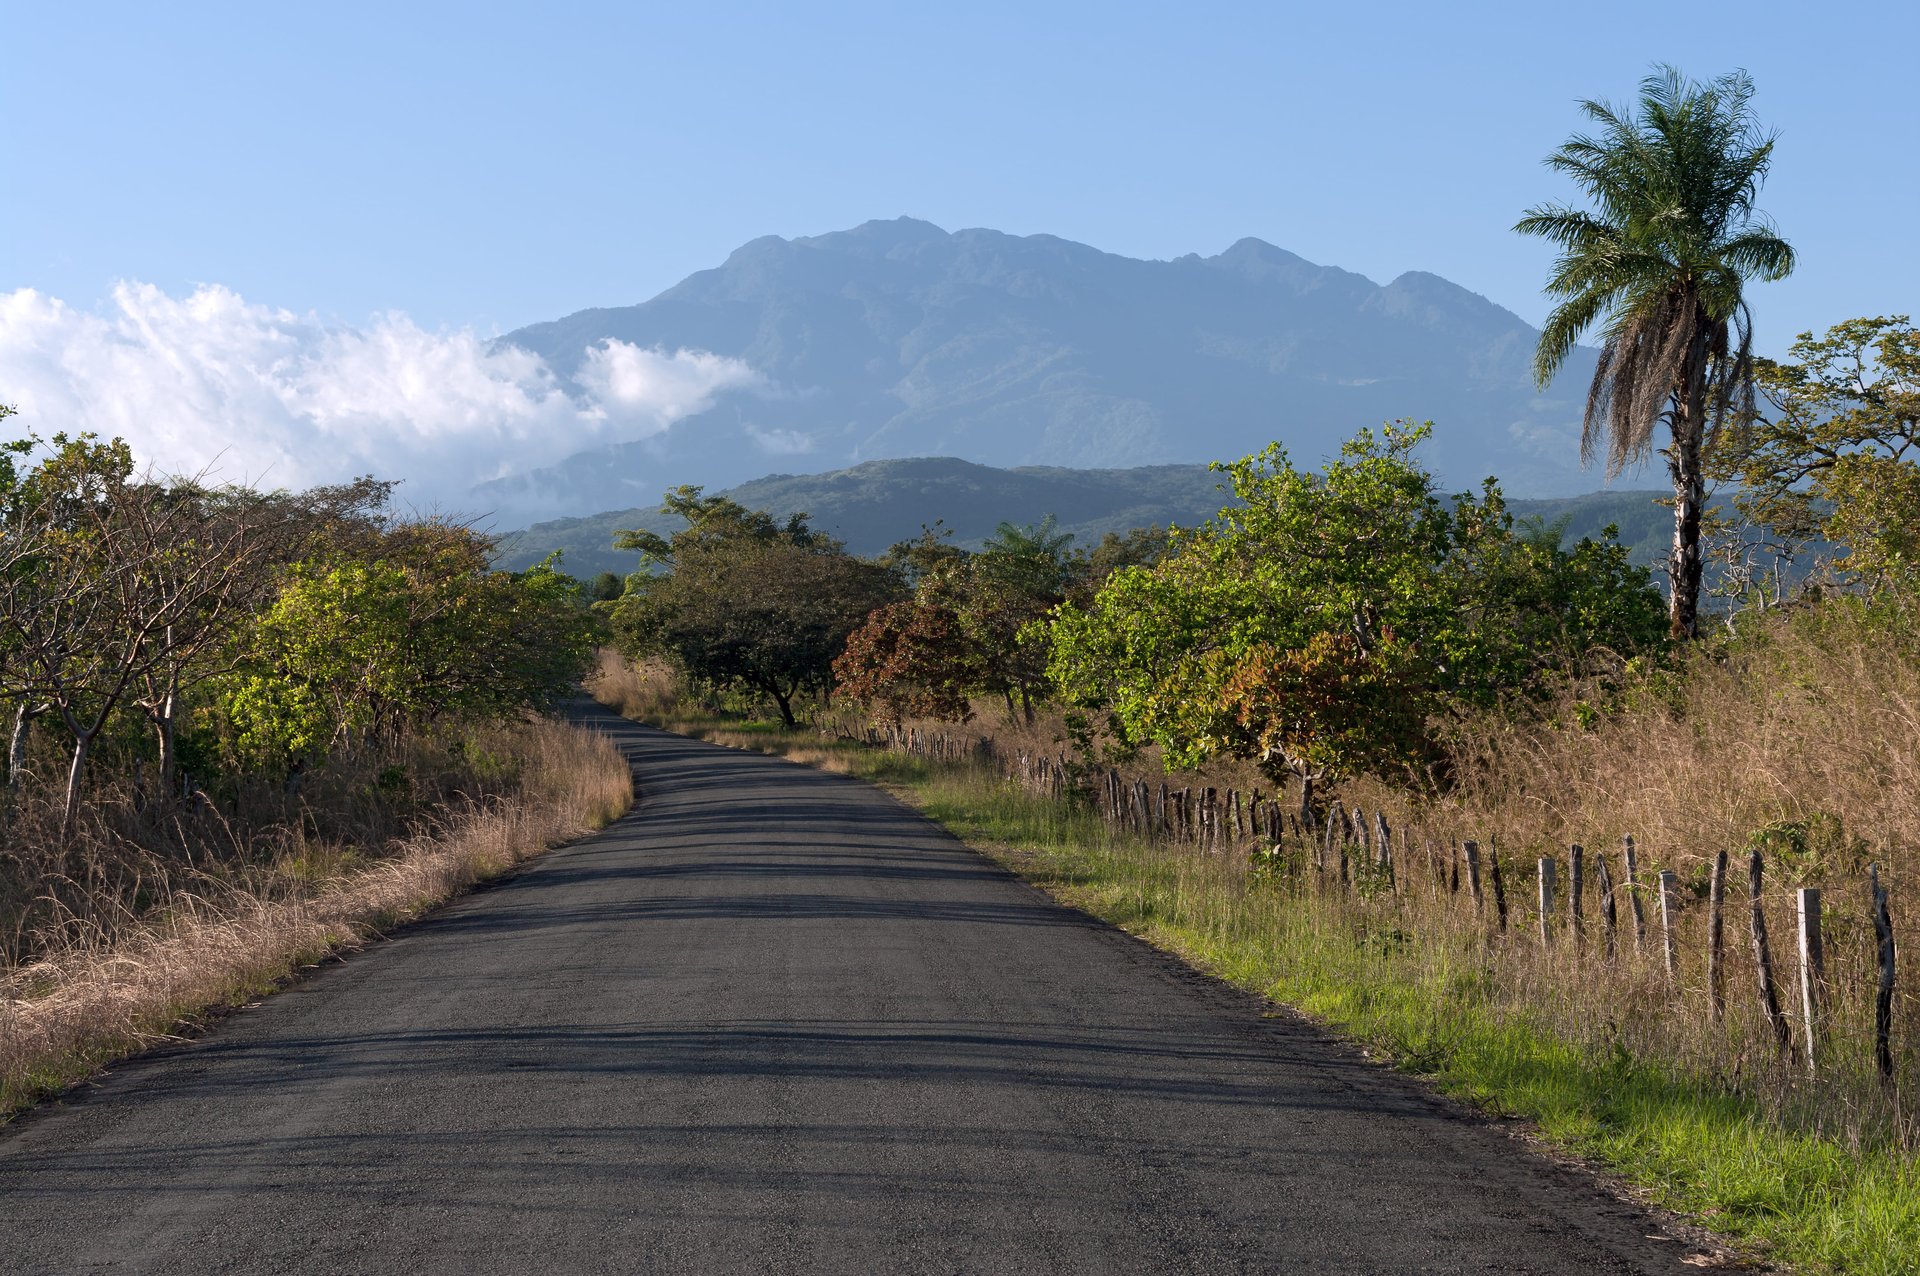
[1487, 841, 1509, 932]
[1463, 841, 1485, 916]
[1537, 856, 1556, 947]
[1375, 811, 1395, 890]
[1658, 868, 1681, 985]
[1748, 851, 1792, 1055]
[1707, 850, 1728, 1019]
[1869, 865, 1896, 1081]
[1595, 852, 1617, 962]
[1623, 835, 1649, 954]
[1335, 805, 1351, 887]
[1568, 844, 1584, 945]
[1796, 887, 1823, 1074]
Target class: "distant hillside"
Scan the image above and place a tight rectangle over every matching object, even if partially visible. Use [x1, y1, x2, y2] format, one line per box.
[1506, 490, 1673, 568]
[496, 457, 1234, 578]
[478, 217, 1606, 521]
[495, 455, 1667, 580]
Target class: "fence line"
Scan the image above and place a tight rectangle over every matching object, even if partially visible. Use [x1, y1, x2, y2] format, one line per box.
[861, 719, 1906, 1089]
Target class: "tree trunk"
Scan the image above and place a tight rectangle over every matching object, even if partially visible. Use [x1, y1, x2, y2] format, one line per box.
[1667, 440, 1706, 640]
[1666, 326, 1714, 641]
[770, 688, 797, 728]
[8, 702, 39, 790]
[153, 682, 178, 798]
[61, 731, 93, 842]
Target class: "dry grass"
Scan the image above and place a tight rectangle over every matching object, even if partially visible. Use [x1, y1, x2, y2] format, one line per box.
[1354, 604, 1920, 1148]
[584, 647, 686, 723]
[0, 716, 630, 1114]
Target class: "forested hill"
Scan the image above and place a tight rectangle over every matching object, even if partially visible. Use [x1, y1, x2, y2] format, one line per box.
[480, 217, 1603, 519]
[492, 455, 1667, 580]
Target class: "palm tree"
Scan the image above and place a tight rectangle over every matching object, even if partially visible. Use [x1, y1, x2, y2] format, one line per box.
[980, 514, 1076, 594]
[1518, 66, 1794, 639]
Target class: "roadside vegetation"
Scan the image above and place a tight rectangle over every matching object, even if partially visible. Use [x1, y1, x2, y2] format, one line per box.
[0, 417, 626, 1114]
[582, 65, 1920, 1264]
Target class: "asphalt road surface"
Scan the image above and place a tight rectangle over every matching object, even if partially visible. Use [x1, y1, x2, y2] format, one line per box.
[0, 702, 1699, 1274]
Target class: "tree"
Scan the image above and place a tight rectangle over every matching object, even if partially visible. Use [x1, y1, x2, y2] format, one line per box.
[837, 518, 1078, 728]
[1518, 66, 1794, 640]
[0, 436, 272, 833]
[1715, 316, 1920, 593]
[1076, 526, 1174, 599]
[609, 489, 902, 726]
[228, 531, 598, 763]
[1044, 424, 1665, 811]
[832, 596, 975, 726]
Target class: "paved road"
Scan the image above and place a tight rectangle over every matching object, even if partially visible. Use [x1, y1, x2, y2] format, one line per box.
[0, 702, 1694, 1274]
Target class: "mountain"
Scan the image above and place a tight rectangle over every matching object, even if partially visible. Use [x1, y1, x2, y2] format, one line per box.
[496, 457, 1235, 578]
[482, 218, 1606, 520]
[494, 454, 1668, 581]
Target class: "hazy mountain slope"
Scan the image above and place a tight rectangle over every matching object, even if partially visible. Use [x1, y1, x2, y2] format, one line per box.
[482, 219, 1600, 520]
[494, 455, 1665, 581]
[496, 457, 1236, 578]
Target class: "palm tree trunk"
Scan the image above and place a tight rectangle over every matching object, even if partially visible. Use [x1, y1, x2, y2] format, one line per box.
[1667, 438, 1706, 640]
[1666, 333, 1714, 641]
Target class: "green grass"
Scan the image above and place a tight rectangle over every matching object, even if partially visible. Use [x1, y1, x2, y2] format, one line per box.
[643, 710, 1920, 1276]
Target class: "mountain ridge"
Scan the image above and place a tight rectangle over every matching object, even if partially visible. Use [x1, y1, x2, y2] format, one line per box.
[483, 218, 1600, 521]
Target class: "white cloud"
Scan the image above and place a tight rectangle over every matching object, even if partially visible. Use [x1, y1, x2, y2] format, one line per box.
[745, 424, 818, 456]
[0, 282, 761, 512]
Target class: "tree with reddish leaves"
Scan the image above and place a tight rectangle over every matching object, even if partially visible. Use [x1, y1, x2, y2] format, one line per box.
[833, 597, 974, 727]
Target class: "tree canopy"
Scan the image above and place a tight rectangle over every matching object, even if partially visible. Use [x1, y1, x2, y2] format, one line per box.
[607, 488, 902, 725]
[1044, 424, 1665, 810]
[1716, 316, 1920, 594]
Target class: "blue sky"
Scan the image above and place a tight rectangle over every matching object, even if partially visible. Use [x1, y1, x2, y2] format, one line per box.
[2, 1, 1914, 504]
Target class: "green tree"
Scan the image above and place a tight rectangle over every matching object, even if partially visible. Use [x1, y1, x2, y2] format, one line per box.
[609, 489, 901, 726]
[1076, 526, 1174, 598]
[0, 435, 273, 832]
[1044, 424, 1665, 811]
[1518, 66, 1794, 640]
[1715, 316, 1920, 593]
[879, 522, 971, 586]
[229, 530, 597, 763]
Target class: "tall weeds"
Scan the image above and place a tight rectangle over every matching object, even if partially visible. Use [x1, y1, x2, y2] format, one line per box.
[0, 716, 629, 1113]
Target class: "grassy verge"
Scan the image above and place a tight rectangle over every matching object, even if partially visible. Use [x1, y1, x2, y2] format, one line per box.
[0, 716, 630, 1116]
[608, 681, 1914, 1276]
